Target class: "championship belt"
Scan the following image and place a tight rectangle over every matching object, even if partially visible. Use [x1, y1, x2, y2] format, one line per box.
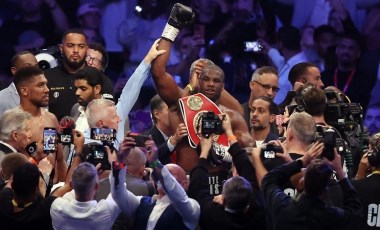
[179, 93, 229, 149]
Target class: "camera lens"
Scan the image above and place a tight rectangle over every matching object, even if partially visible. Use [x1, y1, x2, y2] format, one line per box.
[38, 60, 50, 70]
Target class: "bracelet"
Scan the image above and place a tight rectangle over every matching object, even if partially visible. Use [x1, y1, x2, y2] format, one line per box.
[228, 135, 237, 142]
[28, 157, 38, 166]
[186, 84, 193, 93]
[150, 160, 163, 169]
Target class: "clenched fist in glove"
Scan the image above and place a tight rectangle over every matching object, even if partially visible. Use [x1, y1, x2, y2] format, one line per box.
[161, 3, 195, 42]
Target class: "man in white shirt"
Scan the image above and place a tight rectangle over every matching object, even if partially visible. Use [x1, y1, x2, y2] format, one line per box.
[50, 162, 120, 230]
[110, 136, 200, 230]
[70, 66, 103, 133]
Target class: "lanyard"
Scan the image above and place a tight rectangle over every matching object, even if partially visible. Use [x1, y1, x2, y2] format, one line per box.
[334, 68, 355, 93]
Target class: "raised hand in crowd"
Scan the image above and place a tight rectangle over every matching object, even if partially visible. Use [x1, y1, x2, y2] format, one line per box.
[169, 123, 188, 146]
[354, 152, 370, 180]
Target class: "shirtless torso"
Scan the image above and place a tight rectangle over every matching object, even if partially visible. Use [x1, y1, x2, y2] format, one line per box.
[152, 40, 253, 172]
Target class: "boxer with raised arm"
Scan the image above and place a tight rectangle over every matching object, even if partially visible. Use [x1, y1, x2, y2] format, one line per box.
[151, 3, 253, 173]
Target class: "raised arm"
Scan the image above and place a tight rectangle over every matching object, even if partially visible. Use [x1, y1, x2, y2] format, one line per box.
[52, 130, 84, 197]
[151, 3, 195, 106]
[146, 139, 200, 229]
[109, 137, 141, 218]
[115, 39, 166, 147]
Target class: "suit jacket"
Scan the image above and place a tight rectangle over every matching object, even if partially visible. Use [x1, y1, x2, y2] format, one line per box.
[0, 83, 19, 115]
[143, 126, 172, 165]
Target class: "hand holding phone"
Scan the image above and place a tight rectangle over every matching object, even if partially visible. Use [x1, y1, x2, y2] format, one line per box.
[43, 127, 57, 153]
[244, 41, 263, 52]
[128, 132, 150, 147]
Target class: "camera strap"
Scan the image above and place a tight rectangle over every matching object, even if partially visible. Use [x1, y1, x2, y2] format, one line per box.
[178, 93, 229, 148]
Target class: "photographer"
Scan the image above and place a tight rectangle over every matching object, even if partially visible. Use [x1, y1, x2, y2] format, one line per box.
[294, 84, 365, 180]
[351, 133, 380, 229]
[261, 142, 362, 229]
[188, 113, 266, 229]
[50, 130, 125, 229]
[251, 112, 317, 196]
[110, 136, 200, 229]
[0, 129, 84, 229]
[81, 98, 121, 175]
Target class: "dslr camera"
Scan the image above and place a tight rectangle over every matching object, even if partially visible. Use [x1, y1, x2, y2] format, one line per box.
[82, 128, 117, 170]
[315, 126, 345, 161]
[199, 112, 223, 138]
[261, 143, 283, 159]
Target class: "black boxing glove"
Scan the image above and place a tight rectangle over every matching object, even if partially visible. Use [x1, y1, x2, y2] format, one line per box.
[161, 3, 195, 42]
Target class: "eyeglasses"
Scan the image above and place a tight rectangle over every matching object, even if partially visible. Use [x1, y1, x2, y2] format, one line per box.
[252, 80, 280, 93]
[85, 55, 102, 66]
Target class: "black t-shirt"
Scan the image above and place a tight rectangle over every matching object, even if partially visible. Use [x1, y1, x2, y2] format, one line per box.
[45, 66, 77, 121]
[263, 152, 303, 197]
[351, 174, 380, 229]
[0, 188, 57, 229]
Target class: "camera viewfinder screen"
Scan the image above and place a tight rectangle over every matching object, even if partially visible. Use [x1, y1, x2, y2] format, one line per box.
[60, 134, 72, 143]
[91, 128, 115, 141]
[264, 151, 276, 159]
[203, 121, 215, 129]
[94, 150, 104, 159]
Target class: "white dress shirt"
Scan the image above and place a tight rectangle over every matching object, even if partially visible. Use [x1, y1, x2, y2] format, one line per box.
[50, 190, 120, 230]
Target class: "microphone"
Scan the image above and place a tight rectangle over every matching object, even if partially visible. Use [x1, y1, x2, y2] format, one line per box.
[59, 116, 76, 133]
[58, 116, 77, 145]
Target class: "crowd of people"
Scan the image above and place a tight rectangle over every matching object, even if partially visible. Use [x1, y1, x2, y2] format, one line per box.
[0, 0, 380, 229]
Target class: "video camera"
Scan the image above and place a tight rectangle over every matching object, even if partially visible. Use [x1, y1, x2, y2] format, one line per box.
[315, 126, 345, 161]
[324, 103, 362, 132]
[324, 90, 363, 133]
[33, 46, 61, 70]
[82, 128, 117, 170]
[199, 112, 223, 138]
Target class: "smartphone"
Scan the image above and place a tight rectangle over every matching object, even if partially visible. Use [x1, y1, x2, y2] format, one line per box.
[43, 127, 57, 153]
[90, 128, 116, 142]
[129, 132, 150, 147]
[244, 41, 263, 52]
